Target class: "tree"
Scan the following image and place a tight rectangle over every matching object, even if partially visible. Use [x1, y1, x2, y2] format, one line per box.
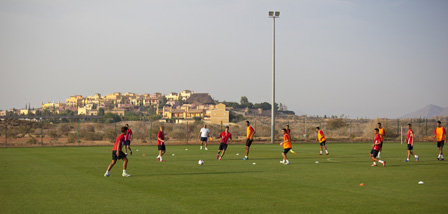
[98, 108, 105, 116]
[253, 102, 271, 110]
[240, 96, 249, 105]
[124, 111, 139, 121]
[103, 113, 121, 123]
[159, 96, 168, 107]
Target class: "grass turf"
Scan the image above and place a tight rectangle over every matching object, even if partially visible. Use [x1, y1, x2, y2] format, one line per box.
[1, 142, 447, 214]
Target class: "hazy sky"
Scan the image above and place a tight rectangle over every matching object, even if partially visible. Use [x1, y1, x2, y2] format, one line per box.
[1, 0, 447, 118]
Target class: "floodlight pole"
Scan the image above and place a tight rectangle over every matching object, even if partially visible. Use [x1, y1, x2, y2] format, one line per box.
[269, 11, 279, 144]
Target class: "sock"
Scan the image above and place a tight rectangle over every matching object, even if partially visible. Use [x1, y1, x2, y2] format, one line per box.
[373, 162, 377, 165]
[245, 156, 248, 158]
[106, 170, 109, 174]
[442, 155, 444, 159]
[123, 170, 126, 174]
[219, 157, 221, 160]
[282, 159, 285, 163]
[378, 160, 384, 163]
[378, 152, 381, 156]
[157, 155, 160, 159]
[159, 156, 163, 161]
[286, 160, 289, 164]
[325, 150, 328, 153]
[438, 154, 441, 158]
[415, 155, 418, 158]
[407, 158, 410, 161]
[320, 151, 322, 154]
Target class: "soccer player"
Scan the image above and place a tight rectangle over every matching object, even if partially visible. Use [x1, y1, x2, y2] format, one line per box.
[104, 126, 131, 177]
[199, 124, 211, 150]
[316, 127, 329, 155]
[370, 128, 386, 167]
[242, 121, 255, 160]
[157, 126, 166, 162]
[217, 126, 232, 160]
[434, 121, 446, 161]
[280, 129, 292, 165]
[286, 125, 296, 154]
[405, 124, 419, 162]
[124, 124, 133, 156]
[377, 123, 385, 158]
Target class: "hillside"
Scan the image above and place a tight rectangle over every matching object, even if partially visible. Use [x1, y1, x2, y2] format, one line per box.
[400, 104, 448, 119]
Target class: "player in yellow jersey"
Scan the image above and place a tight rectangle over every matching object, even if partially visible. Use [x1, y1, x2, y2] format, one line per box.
[316, 127, 329, 155]
[280, 129, 292, 165]
[242, 121, 255, 160]
[434, 121, 446, 160]
[377, 123, 385, 158]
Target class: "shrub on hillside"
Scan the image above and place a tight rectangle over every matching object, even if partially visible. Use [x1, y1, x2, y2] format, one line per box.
[327, 119, 347, 130]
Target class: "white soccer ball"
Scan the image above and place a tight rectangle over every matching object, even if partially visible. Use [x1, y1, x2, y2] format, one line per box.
[198, 160, 204, 165]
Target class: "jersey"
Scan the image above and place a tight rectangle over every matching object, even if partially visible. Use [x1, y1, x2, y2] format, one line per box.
[286, 129, 291, 137]
[157, 131, 165, 146]
[283, 133, 292, 149]
[200, 128, 210, 138]
[434, 127, 446, 141]
[246, 126, 254, 139]
[406, 129, 413, 145]
[318, 130, 326, 142]
[379, 128, 385, 142]
[219, 132, 232, 144]
[125, 129, 132, 141]
[113, 134, 125, 151]
[373, 134, 382, 150]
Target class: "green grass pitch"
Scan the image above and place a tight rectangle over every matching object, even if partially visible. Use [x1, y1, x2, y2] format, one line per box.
[1, 142, 447, 214]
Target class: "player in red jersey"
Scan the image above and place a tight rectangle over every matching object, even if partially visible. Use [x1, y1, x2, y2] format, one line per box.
[370, 128, 386, 167]
[434, 121, 446, 160]
[217, 126, 233, 160]
[104, 126, 131, 177]
[404, 124, 419, 162]
[124, 124, 133, 156]
[157, 126, 166, 162]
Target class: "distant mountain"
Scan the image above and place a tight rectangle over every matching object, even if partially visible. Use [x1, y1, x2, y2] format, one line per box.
[400, 104, 448, 119]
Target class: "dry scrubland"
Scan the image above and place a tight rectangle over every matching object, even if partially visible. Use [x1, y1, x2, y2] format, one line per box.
[0, 116, 446, 147]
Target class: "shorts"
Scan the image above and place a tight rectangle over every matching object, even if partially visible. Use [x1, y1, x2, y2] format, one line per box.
[124, 140, 131, 146]
[407, 144, 413, 150]
[370, 149, 379, 158]
[380, 142, 383, 147]
[437, 141, 445, 148]
[158, 145, 166, 151]
[246, 139, 253, 147]
[218, 143, 228, 150]
[112, 150, 126, 160]
[319, 141, 326, 146]
[200, 137, 208, 142]
[283, 148, 291, 154]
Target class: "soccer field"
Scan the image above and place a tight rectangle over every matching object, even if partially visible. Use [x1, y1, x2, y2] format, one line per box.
[1, 142, 447, 214]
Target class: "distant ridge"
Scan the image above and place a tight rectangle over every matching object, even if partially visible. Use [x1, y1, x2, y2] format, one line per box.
[400, 104, 448, 119]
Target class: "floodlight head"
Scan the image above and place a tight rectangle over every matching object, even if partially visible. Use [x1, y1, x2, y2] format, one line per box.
[268, 11, 280, 18]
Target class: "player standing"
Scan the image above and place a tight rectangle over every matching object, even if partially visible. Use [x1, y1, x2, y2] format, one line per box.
[104, 126, 131, 177]
[157, 126, 166, 162]
[404, 124, 419, 162]
[286, 125, 296, 154]
[280, 129, 292, 165]
[217, 126, 232, 160]
[242, 121, 255, 160]
[370, 128, 386, 167]
[124, 124, 133, 156]
[199, 124, 211, 150]
[434, 121, 446, 161]
[316, 127, 329, 155]
[377, 123, 385, 158]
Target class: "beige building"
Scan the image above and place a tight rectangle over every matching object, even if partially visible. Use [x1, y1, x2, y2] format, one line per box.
[209, 103, 229, 124]
[66, 95, 84, 107]
[180, 90, 194, 101]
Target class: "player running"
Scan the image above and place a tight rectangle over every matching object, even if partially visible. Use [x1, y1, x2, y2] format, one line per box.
[242, 121, 255, 160]
[104, 126, 131, 177]
[377, 123, 385, 158]
[404, 124, 419, 162]
[217, 126, 232, 160]
[280, 128, 292, 165]
[370, 128, 386, 167]
[286, 125, 296, 154]
[199, 124, 211, 150]
[157, 126, 166, 162]
[316, 127, 329, 155]
[434, 121, 446, 161]
[124, 124, 133, 156]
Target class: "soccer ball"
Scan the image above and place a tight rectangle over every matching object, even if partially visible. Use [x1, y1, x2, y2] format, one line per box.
[198, 160, 204, 165]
